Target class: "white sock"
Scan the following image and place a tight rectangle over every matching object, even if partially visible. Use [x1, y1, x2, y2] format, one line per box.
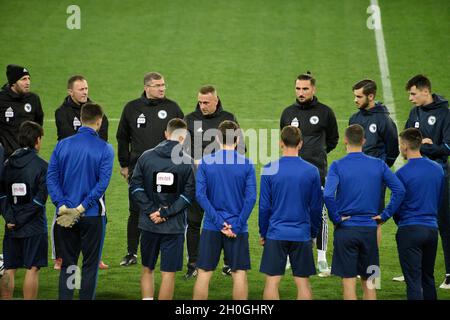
[317, 250, 327, 262]
[142, 297, 154, 300]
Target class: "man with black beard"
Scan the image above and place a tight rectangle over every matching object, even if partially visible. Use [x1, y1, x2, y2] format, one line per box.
[0, 64, 44, 158]
[280, 72, 339, 277]
[349, 79, 399, 249]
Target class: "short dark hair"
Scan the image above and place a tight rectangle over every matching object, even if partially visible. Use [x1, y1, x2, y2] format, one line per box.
[399, 128, 422, 151]
[352, 79, 377, 96]
[166, 118, 187, 134]
[67, 75, 86, 89]
[19, 121, 43, 149]
[217, 120, 240, 146]
[81, 102, 103, 124]
[144, 72, 163, 85]
[405, 74, 431, 91]
[198, 85, 217, 95]
[281, 126, 302, 147]
[296, 71, 316, 86]
[345, 124, 365, 146]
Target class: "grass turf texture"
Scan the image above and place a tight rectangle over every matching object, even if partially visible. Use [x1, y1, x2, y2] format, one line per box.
[0, 0, 449, 299]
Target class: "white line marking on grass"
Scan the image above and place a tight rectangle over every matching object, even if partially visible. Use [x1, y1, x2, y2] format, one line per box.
[44, 118, 351, 123]
[368, 0, 403, 169]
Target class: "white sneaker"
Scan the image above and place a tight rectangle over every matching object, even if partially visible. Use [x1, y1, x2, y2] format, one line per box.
[317, 261, 331, 278]
[439, 275, 450, 289]
[392, 275, 405, 282]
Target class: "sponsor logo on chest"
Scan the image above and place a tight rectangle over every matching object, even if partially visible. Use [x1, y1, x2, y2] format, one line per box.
[137, 113, 146, 128]
[5, 107, 14, 122]
[73, 117, 81, 130]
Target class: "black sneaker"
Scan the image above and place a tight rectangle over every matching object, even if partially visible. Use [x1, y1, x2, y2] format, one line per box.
[184, 264, 198, 279]
[120, 254, 137, 266]
[222, 265, 232, 276]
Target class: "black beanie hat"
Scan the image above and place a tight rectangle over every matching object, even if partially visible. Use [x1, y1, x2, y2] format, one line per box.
[6, 64, 30, 85]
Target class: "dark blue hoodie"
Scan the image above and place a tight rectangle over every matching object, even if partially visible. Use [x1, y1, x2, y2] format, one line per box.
[130, 140, 195, 234]
[405, 94, 450, 168]
[349, 102, 399, 167]
[1, 147, 48, 238]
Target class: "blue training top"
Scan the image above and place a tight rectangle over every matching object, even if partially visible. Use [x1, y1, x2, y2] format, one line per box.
[196, 149, 256, 234]
[47, 126, 114, 217]
[394, 157, 445, 228]
[259, 156, 323, 242]
[324, 152, 405, 227]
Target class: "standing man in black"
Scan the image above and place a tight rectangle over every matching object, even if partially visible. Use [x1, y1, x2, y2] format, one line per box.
[0, 65, 44, 158]
[404, 74, 450, 289]
[280, 72, 339, 277]
[117, 72, 184, 266]
[183, 85, 242, 279]
[52, 75, 109, 270]
[349, 79, 399, 247]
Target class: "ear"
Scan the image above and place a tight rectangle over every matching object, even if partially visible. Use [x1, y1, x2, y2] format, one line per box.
[298, 140, 303, 150]
[362, 138, 367, 146]
[279, 140, 284, 149]
[164, 130, 169, 140]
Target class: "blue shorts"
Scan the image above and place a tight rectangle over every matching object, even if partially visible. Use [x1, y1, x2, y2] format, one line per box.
[140, 230, 184, 272]
[197, 229, 250, 272]
[3, 233, 48, 270]
[260, 239, 316, 277]
[331, 226, 379, 279]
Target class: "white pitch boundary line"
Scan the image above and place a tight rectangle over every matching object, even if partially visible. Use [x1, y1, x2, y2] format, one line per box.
[43, 118, 351, 122]
[370, 0, 403, 169]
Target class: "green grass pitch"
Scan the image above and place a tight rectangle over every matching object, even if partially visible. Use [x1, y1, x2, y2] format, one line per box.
[0, 0, 449, 299]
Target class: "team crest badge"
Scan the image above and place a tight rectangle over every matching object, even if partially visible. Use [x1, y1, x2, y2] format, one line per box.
[24, 103, 32, 112]
[428, 116, 436, 126]
[158, 110, 167, 119]
[309, 116, 319, 125]
[369, 123, 377, 133]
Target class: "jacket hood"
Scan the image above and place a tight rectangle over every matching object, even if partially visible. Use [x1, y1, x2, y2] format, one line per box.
[63, 95, 91, 109]
[194, 98, 224, 119]
[295, 96, 319, 110]
[421, 94, 449, 111]
[360, 102, 390, 114]
[7, 148, 37, 169]
[140, 92, 168, 106]
[153, 140, 184, 159]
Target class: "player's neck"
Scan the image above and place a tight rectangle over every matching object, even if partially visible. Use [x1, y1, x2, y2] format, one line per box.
[407, 151, 422, 159]
[346, 145, 362, 153]
[282, 148, 299, 157]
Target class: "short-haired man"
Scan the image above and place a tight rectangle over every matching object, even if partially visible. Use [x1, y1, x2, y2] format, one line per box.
[0, 65, 44, 157]
[259, 126, 322, 300]
[324, 124, 405, 300]
[184, 85, 243, 278]
[130, 118, 195, 300]
[1, 121, 48, 300]
[117, 72, 184, 267]
[404, 74, 450, 289]
[280, 72, 339, 276]
[52, 75, 109, 270]
[47, 103, 114, 300]
[55, 75, 108, 141]
[350, 79, 399, 247]
[193, 121, 256, 300]
[392, 128, 444, 300]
